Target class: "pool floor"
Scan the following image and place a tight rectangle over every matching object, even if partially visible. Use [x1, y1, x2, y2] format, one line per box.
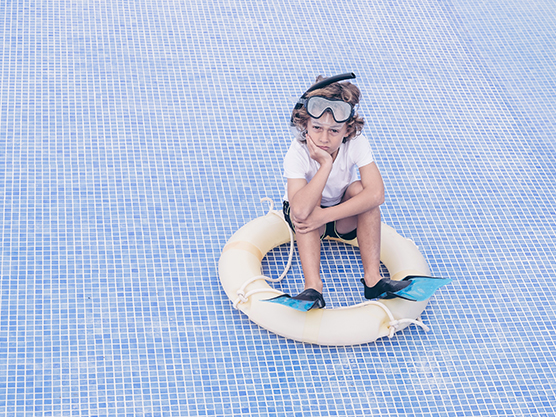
[1, 0, 555, 415]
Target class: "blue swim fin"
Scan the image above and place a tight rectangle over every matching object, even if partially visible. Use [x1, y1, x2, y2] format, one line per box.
[264, 289, 325, 312]
[380, 275, 452, 302]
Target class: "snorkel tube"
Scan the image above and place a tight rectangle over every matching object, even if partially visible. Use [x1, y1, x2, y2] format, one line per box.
[302, 72, 356, 96]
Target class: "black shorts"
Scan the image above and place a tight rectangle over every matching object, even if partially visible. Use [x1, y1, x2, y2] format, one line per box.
[283, 201, 357, 241]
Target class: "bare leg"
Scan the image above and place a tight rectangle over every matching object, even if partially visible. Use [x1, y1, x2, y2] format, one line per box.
[335, 181, 382, 287]
[356, 206, 382, 287]
[296, 227, 325, 292]
[334, 182, 410, 299]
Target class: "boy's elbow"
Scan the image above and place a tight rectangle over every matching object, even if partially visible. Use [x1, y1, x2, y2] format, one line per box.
[367, 189, 384, 208]
[377, 191, 385, 206]
[363, 185, 384, 207]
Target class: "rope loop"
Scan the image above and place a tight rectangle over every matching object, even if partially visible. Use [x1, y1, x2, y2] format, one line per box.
[232, 198, 294, 308]
[386, 318, 430, 338]
[236, 291, 248, 304]
[260, 197, 275, 215]
[362, 300, 431, 337]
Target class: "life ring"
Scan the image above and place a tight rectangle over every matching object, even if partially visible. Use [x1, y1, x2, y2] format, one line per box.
[218, 199, 433, 346]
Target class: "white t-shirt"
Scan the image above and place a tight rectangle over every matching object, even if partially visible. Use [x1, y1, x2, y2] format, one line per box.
[283, 134, 375, 206]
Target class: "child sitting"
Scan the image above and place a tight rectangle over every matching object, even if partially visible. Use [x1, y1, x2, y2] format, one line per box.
[282, 73, 409, 309]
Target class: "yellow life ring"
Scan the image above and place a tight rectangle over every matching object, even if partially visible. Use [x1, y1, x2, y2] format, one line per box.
[219, 199, 433, 346]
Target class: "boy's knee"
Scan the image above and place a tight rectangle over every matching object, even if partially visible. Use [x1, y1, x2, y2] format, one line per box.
[290, 207, 308, 223]
[345, 180, 385, 207]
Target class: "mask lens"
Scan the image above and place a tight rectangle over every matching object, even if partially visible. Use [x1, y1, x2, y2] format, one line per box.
[306, 97, 353, 123]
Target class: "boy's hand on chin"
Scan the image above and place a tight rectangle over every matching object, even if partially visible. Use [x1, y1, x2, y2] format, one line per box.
[306, 135, 332, 166]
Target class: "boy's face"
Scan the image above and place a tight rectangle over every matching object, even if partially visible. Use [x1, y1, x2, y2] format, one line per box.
[306, 112, 348, 158]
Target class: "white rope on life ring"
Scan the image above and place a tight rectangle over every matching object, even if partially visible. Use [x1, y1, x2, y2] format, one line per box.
[218, 198, 433, 346]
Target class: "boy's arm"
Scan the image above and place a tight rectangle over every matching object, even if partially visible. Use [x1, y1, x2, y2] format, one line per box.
[287, 161, 332, 222]
[293, 162, 384, 234]
[324, 162, 384, 222]
[287, 136, 334, 222]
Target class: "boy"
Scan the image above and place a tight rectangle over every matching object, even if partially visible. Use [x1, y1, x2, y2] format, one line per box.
[282, 73, 410, 309]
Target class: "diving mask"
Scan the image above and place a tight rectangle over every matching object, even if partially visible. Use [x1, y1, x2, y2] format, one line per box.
[297, 96, 354, 123]
[291, 73, 357, 129]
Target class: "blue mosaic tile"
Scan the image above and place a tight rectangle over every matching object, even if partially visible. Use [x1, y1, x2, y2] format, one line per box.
[1, 0, 555, 415]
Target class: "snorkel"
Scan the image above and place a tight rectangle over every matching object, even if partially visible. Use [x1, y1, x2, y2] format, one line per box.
[300, 72, 356, 96]
[290, 73, 358, 140]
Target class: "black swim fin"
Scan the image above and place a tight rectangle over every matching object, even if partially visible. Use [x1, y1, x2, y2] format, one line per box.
[264, 289, 326, 312]
[361, 277, 411, 300]
[380, 275, 452, 302]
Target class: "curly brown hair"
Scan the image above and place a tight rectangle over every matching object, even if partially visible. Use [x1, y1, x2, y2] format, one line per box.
[291, 75, 365, 142]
